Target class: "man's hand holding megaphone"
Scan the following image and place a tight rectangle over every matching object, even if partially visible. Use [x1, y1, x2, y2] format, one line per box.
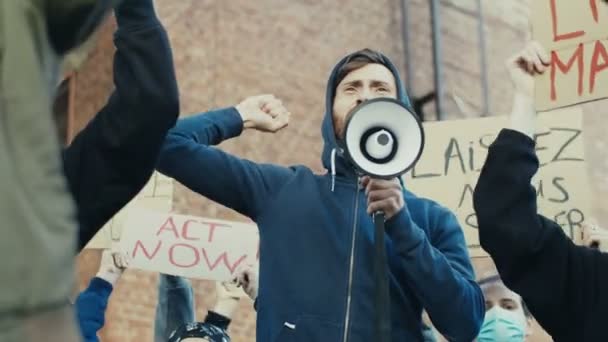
[236, 94, 292, 133]
[362, 176, 404, 220]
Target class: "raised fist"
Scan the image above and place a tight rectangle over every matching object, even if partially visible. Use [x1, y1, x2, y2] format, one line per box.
[236, 94, 291, 133]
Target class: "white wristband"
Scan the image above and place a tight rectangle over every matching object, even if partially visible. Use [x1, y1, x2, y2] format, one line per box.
[509, 92, 536, 139]
[96, 270, 120, 286]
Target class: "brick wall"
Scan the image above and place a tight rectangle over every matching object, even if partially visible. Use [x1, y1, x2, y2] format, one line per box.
[72, 1, 607, 341]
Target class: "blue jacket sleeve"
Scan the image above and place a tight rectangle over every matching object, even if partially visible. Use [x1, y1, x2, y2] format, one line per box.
[75, 277, 114, 342]
[157, 108, 294, 220]
[386, 204, 484, 341]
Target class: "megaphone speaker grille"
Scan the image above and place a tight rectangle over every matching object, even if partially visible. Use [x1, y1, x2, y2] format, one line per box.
[360, 127, 398, 163]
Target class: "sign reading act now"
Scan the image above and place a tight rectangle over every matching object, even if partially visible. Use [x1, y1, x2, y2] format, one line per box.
[533, 0, 608, 110]
[120, 209, 259, 281]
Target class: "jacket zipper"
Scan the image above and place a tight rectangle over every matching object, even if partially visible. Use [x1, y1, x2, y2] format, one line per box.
[343, 176, 361, 342]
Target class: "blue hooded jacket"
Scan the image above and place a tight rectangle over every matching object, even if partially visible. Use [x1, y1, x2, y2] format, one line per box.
[158, 50, 484, 341]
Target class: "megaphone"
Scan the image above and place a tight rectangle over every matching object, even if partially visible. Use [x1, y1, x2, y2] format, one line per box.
[340, 97, 425, 342]
[341, 98, 424, 179]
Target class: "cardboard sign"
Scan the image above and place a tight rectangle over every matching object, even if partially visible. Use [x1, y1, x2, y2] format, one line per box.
[403, 107, 591, 257]
[84, 172, 174, 249]
[532, 0, 608, 110]
[119, 210, 259, 281]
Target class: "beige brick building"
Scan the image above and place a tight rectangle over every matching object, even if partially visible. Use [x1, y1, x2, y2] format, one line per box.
[72, 1, 607, 341]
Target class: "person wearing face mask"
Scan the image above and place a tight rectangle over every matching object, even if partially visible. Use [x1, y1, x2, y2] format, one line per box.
[476, 275, 533, 342]
[156, 48, 484, 341]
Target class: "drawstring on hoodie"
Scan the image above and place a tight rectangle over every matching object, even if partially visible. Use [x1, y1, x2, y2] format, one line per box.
[330, 148, 337, 192]
[330, 147, 353, 192]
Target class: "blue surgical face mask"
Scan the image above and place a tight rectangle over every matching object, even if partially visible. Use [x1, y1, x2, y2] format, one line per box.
[477, 306, 527, 342]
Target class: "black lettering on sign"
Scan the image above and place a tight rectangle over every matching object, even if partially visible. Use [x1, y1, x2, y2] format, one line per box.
[549, 177, 569, 203]
[536, 179, 545, 199]
[411, 164, 441, 179]
[468, 139, 485, 173]
[458, 183, 475, 208]
[444, 138, 466, 175]
[554, 209, 585, 239]
[554, 210, 567, 232]
[551, 128, 584, 163]
[465, 212, 478, 229]
[476, 134, 496, 173]
[479, 134, 495, 150]
[468, 142, 475, 172]
[533, 131, 551, 167]
[567, 208, 585, 239]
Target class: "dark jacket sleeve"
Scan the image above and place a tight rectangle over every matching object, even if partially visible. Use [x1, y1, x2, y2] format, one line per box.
[75, 277, 114, 342]
[204, 310, 231, 330]
[62, 0, 179, 250]
[473, 128, 608, 340]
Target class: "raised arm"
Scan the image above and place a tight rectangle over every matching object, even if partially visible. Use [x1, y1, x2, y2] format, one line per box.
[157, 95, 295, 219]
[473, 41, 608, 339]
[76, 250, 128, 342]
[63, 0, 180, 249]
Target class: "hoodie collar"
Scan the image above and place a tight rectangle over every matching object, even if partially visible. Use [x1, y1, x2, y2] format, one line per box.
[320, 51, 413, 185]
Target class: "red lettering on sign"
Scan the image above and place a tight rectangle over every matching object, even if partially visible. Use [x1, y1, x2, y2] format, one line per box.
[132, 240, 162, 260]
[169, 243, 200, 268]
[550, 0, 585, 42]
[590, 0, 599, 23]
[550, 44, 584, 100]
[201, 248, 248, 274]
[589, 40, 608, 93]
[181, 219, 200, 241]
[156, 216, 179, 238]
[202, 221, 231, 243]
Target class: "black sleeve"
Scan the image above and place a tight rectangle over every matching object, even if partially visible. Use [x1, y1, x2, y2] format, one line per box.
[62, 0, 179, 250]
[204, 310, 232, 330]
[473, 128, 608, 340]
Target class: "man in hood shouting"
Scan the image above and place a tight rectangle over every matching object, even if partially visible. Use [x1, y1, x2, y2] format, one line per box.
[157, 48, 484, 341]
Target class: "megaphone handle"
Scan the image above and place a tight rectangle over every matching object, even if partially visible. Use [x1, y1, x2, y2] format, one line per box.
[373, 211, 385, 224]
[373, 210, 391, 342]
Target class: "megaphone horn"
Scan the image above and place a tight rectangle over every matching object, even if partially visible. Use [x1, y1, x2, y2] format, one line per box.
[342, 98, 425, 179]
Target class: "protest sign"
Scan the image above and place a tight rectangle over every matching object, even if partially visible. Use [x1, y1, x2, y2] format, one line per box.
[119, 209, 259, 281]
[403, 107, 591, 257]
[84, 172, 174, 249]
[532, 0, 608, 110]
